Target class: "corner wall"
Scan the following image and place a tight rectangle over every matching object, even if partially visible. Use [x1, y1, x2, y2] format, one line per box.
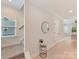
[25, 2, 64, 58]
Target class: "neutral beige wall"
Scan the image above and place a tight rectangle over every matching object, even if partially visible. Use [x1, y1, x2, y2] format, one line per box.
[25, 1, 64, 58]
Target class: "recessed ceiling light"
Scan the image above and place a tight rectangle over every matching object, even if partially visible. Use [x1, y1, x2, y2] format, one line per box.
[8, 0, 12, 2]
[68, 10, 73, 13]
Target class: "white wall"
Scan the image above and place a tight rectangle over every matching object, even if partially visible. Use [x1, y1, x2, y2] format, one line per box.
[25, 1, 64, 58]
[1, 3, 24, 45]
[1, 3, 24, 59]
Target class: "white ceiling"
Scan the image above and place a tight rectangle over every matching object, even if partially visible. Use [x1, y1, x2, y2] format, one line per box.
[2, 0, 76, 18]
[30, 0, 77, 18]
[1, 0, 24, 10]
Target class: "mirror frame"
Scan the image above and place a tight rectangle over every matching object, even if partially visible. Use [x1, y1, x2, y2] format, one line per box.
[41, 21, 49, 34]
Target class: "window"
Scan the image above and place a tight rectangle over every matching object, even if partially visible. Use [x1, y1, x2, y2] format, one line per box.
[1, 17, 16, 37]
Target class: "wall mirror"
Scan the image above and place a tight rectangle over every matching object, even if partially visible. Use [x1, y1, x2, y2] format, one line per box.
[41, 21, 49, 33]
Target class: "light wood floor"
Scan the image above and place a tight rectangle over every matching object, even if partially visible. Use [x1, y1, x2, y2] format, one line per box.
[10, 38, 77, 59]
[34, 39, 77, 59]
[9, 53, 25, 59]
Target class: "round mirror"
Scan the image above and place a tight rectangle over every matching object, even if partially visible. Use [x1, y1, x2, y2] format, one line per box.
[41, 21, 49, 33]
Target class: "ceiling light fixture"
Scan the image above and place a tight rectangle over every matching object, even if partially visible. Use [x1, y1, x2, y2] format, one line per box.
[68, 10, 73, 13]
[8, 0, 12, 2]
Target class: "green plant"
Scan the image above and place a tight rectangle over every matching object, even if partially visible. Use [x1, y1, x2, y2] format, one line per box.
[72, 27, 77, 32]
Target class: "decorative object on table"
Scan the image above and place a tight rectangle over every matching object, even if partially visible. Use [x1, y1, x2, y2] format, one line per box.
[72, 20, 77, 33]
[39, 39, 47, 58]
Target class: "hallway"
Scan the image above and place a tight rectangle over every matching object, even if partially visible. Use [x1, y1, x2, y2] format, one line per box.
[34, 38, 76, 59]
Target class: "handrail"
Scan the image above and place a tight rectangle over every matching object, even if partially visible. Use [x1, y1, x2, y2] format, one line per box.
[19, 25, 24, 30]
